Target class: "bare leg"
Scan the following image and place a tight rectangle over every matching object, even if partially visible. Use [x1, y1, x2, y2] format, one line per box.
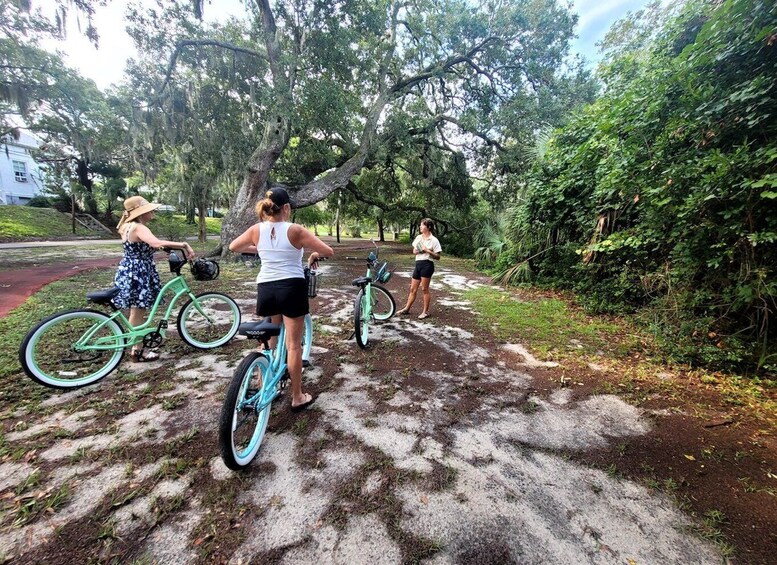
[283, 315, 311, 407]
[129, 307, 146, 354]
[399, 278, 421, 313]
[420, 277, 432, 314]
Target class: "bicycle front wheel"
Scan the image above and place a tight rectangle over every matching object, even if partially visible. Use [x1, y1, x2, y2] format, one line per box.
[302, 313, 313, 364]
[19, 309, 125, 389]
[370, 283, 396, 321]
[354, 289, 370, 349]
[219, 353, 272, 470]
[177, 292, 240, 349]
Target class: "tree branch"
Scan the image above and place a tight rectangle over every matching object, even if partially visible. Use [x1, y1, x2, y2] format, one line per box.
[156, 39, 268, 97]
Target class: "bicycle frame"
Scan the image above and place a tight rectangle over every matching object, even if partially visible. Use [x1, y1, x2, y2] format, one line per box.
[240, 324, 289, 413]
[73, 275, 202, 352]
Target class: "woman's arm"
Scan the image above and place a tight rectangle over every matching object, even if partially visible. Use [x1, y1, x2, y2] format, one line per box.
[289, 225, 334, 266]
[133, 224, 195, 259]
[229, 224, 259, 255]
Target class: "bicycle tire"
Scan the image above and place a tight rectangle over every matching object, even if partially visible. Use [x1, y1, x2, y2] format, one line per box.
[219, 352, 272, 470]
[302, 313, 313, 364]
[370, 283, 396, 321]
[354, 289, 370, 349]
[177, 292, 240, 349]
[19, 309, 125, 389]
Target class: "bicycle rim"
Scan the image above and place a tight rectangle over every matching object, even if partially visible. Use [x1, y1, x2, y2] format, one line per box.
[177, 292, 240, 349]
[354, 290, 370, 349]
[302, 314, 313, 363]
[219, 354, 272, 469]
[371, 284, 396, 321]
[20, 310, 124, 388]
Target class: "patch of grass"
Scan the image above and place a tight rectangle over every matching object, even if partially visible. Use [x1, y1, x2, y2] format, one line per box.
[0, 206, 95, 241]
[14, 469, 41, 495]
[11, 482, 71, 526]
[161, 393, 186, 410]
[463, 286, 620, 359]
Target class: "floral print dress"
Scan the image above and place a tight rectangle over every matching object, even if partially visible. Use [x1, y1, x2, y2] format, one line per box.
[113, 237, 162, 309]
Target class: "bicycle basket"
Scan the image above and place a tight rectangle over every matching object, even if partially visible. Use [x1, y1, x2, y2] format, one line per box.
[375, 261, 392, 283]
[191, 258, 220, 281]
[168, 251, 186, 274]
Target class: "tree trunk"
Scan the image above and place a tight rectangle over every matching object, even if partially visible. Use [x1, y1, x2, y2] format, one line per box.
[198, 198, 207, 243]
[219, 115, 291, 256]
[75, 158, 98, 215]
[71, 193, 76, 234]
[186, 200, 195, 224]
[335, 190, 341, 244]
[377, 217, 385, 242]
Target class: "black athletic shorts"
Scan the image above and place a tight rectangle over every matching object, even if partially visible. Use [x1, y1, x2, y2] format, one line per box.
[412, 259, 435, 280]
[256, 277, 309, 318]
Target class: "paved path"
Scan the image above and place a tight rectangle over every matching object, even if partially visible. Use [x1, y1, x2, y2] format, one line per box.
[0, 257, 119, 317]
[0, 239, 120, 249]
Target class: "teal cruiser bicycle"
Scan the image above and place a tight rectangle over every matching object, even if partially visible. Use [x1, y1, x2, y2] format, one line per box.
[218, 269, 316, 470]
[348, 241, 396, 349]
[19, 251, 241, 389]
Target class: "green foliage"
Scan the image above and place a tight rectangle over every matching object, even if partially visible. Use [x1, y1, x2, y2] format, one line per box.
[495, 0, 777, 373]
[25, 196, 51, 208]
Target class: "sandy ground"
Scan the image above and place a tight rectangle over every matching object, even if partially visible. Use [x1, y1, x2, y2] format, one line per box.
[0, 252, 730, 564]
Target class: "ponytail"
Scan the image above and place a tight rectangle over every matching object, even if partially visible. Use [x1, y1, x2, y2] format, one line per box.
[255, 196, 281, 220]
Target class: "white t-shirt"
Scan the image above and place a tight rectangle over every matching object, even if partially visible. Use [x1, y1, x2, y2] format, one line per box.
[412, 234, 442, 262]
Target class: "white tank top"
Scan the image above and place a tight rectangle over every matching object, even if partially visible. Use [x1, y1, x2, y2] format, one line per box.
[255, 221, 304, 283]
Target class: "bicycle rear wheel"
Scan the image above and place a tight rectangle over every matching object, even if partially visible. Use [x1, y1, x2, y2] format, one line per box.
[354, 289, 370, 349]
[370, 283, 396, 321]
[219, 353, 272, 470]
[177, 292, 240, 349]
[19, 309, 125, 389]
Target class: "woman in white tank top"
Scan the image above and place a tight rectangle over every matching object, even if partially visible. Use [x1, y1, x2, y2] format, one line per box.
[230, 188, 333, 411]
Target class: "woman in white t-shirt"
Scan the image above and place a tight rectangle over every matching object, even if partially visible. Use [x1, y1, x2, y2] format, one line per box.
[396, 218, 442, 319]
[229, 187, 333, 412]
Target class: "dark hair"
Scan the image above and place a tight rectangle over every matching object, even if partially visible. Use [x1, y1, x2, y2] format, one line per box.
[421, 218, 435, 234]
[256, 187, 292, 220]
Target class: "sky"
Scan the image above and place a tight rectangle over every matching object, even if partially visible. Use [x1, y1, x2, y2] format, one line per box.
[39, 0, 655, 91]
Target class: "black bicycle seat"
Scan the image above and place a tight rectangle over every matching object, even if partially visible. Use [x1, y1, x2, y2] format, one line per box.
[87, 287, 120, 305]
[351, 276, 372, 287]
[239, 318, 281, 340]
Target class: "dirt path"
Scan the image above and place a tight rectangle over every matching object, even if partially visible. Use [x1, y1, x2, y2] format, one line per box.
[0, 257, 120, 318]
[0, 242, 773, 564]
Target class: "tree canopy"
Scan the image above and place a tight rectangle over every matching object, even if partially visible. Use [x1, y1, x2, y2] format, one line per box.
[124, 0, 591, 251]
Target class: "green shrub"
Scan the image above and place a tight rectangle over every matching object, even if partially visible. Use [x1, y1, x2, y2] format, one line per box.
[26, 196, 51, 208]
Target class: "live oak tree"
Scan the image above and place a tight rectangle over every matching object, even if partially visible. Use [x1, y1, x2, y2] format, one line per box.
[130, 0, 582, 254]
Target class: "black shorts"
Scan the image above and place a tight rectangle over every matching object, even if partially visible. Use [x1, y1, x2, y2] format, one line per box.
[256, 277, 309, 318]
[412, 259, 435, 280]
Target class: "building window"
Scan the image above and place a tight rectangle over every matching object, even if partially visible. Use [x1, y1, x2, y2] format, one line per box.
[13, 160, 28, 183]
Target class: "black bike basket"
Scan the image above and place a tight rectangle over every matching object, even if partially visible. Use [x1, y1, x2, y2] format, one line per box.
[168, 251, 186, 274]
[191, 258, 220, 281]
[304, 266, 318, 298]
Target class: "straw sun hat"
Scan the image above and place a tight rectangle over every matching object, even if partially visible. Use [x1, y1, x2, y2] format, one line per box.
[117, 196, 161, 229]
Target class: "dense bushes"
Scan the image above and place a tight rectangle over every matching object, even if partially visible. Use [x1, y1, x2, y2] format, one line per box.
[492, 0, 777, 373]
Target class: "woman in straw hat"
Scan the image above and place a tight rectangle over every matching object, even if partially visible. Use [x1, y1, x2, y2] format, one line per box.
[229, 187, 333, 412]
[115, 196, 195, 362]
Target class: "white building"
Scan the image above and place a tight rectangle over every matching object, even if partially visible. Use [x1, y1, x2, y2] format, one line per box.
[0, 131, 45, 205]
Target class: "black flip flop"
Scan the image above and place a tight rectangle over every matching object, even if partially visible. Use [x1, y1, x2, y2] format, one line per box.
[290, 395, 316, 413]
